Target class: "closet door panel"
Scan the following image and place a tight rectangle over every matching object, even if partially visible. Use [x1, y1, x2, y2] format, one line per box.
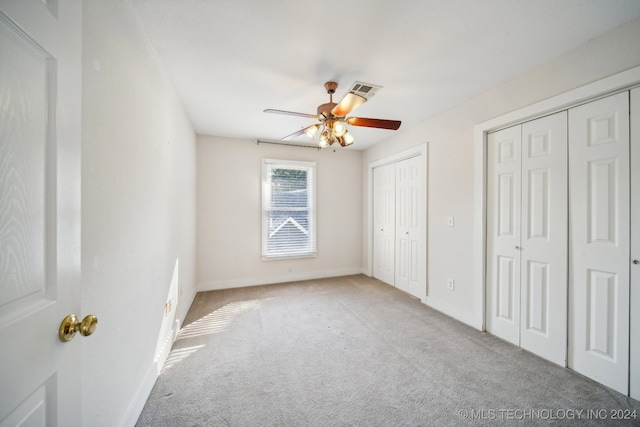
[373, 164, 395, 285]
[569, 92, 630, 395]
[520, 111, 568, 366]
[630, 87, 640, 400]
[395, 157, 423, 298]
[395, 160, 410, 294]
[486, 125, 522, 345]
[406, 156, 424, 299]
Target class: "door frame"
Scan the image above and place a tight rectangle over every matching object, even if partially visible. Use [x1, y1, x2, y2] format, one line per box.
[367, 143, 428, 301]
[473, 65, 640, 398]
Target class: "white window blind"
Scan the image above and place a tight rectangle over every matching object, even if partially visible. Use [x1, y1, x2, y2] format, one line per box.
[262, 159, 316, 259]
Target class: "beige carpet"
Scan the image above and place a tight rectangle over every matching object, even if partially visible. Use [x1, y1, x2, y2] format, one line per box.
[136, 275, 640, 426]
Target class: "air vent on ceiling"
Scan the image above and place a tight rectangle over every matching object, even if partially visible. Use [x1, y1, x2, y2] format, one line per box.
[347, 81, 382, 101]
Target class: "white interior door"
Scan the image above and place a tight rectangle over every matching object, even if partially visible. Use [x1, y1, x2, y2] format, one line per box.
[629, 87, 639, 400]
[519, 112, 567, 366]
[407, 155, 425, 300]
[486, 125, 522, 346]
[373, 164, 395, 285]
[394, 156, 424, 300]
[0, 1, 82, 425]
[395, 158, 410, 294]
[568, 92, 630, 395]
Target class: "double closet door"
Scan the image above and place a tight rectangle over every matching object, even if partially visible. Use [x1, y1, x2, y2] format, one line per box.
[373, 155, 425, 300]
[487, 91, 636, 396]
[486, 111, 568, 366]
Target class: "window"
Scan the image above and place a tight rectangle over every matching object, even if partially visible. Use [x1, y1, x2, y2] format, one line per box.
[262, 159, 316, 259]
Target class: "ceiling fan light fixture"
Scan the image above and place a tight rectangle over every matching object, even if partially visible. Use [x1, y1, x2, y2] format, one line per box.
[305, 124, 319, 138]
[343, 131, 354, 146]
[319, 128, 329, 143]
[333, 120, 347, 137]
[265, 81, 401, 148]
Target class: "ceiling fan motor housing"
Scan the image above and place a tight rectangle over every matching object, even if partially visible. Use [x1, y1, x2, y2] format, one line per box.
[317, 102, 338, 117]
[319, 81, 340, 116]
[324, 81, 338, 94]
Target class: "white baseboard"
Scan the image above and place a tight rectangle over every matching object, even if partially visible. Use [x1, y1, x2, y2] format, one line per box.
[425, 295, 483, 331]
[121, 359, 159, 427]
[121, 291, 194, 427]
[196, 268, 363, 292]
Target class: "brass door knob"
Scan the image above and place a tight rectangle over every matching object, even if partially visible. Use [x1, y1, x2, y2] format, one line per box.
[59, 314, 98, 342]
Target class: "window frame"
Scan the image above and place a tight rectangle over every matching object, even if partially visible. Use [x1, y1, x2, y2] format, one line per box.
[261, 158, 317, 260]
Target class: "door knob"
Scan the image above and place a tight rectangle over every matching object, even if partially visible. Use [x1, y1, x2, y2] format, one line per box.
[59, 314, 98, 342]
[515, 246, 520, 250]
[634, 259, 639, 265]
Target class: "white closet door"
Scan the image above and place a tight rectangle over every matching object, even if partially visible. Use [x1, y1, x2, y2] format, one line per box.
[373, 164, 395, 285]
[486, 125, 522, 346]
[519, 112, 568, 366]
[568, 92, 630, 395]
[629, 87, 639, 400]
[407, 155, 426, 300]
[395, 156, 423, 299]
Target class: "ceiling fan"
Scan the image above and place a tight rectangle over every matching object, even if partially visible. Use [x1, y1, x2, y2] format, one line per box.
[264, 81, 401, 148]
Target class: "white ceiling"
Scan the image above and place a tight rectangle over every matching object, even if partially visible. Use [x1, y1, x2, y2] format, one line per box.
[127, 0, 640, 150]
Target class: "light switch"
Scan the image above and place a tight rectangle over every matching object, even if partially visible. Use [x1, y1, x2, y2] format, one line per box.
[447, 216, 454, 227]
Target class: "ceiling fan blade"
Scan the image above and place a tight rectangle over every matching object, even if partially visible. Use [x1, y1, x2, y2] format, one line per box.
[281, 128, 308, 140]
[264, 109, 319, 119]
[347, 117, 401, 130]
[331, 93, 366, 117]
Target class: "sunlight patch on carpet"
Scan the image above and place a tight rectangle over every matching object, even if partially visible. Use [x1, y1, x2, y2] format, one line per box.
[161, 345, 205, 373]
[176, 298, 270, 340]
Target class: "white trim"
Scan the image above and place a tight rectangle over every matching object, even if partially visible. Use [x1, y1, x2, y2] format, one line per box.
[473, 65, 640, 333]
[368, 144, 427, 169]
[366, 143, 428, 298]
[121, 290, 195, 427]
[121, 360, 159, 427]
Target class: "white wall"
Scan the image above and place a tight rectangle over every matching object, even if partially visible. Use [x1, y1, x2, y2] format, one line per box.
[81, 1, 197, 426]
[362, 17, 640, 328]
[197, 136, 362, 290]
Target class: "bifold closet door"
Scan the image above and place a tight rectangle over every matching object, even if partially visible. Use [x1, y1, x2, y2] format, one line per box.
[486, 111, 568, 366]
[568, 91, 630, 395]
[519, 113, 568, 366]
[373, 164, 395, 285]
[395, 156, 423, 298]
[486, 125, 522, 346]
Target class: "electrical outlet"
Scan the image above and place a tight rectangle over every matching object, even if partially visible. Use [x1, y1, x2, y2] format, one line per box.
[447, 278, 455, 291]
